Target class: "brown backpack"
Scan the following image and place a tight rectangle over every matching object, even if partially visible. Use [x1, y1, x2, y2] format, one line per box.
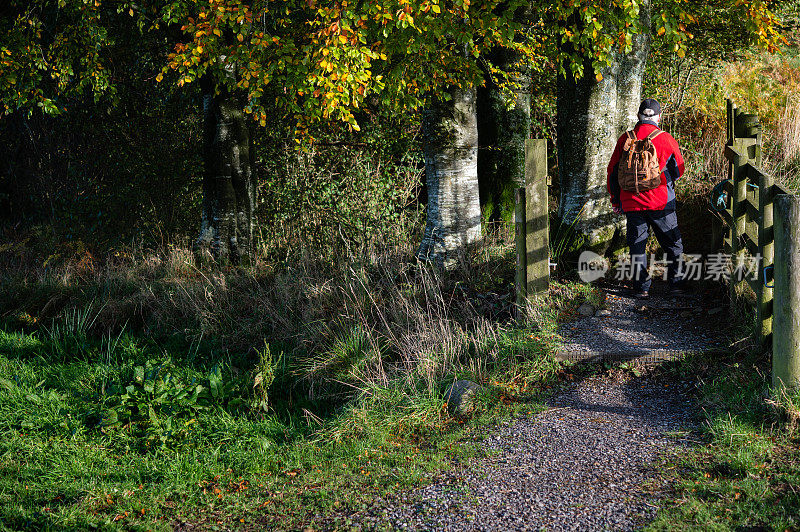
[618, 129, 663, 195]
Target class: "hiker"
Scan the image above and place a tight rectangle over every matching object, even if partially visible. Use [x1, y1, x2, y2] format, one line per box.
[607, 98, 690, 299]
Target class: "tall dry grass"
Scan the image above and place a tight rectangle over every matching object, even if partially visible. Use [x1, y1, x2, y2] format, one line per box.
[0, 227, 552, 401]
[777, 97, 800, 164]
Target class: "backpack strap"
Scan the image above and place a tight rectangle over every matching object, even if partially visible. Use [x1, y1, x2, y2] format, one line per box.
[623, 130, 636, 153]
[646, 130, 663, 141]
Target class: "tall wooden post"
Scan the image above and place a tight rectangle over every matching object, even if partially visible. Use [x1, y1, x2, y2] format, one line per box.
[773, 194, 800, 391]
[524, 139, 549, 296]
[724, 100, 736, 253]
[515, 187, 527, 313]
[726, 99, 735, 145]
[758, 170, 775, 349]
[729, 109, 760, 304]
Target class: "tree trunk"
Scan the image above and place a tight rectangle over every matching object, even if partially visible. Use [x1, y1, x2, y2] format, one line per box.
[556, 1, 651, 253]
[556, 58, 620, 252]
[195, 88, 257, 265]
[477, 47, 531, 224]
[417, 86, 482, 267]
[616, 0, 651, 135]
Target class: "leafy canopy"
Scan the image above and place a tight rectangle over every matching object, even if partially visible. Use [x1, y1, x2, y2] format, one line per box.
[0, 0, 789, 128]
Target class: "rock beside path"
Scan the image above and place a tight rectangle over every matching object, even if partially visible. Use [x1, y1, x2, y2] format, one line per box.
[444, 380, 484, 416]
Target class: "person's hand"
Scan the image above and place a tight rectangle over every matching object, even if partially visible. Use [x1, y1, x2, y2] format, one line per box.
[612, 204, 623, 214]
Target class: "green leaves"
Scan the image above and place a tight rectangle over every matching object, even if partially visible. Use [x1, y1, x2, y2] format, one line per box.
[551, 0, 645, 80]
[1, 0, 787, 127]
[153, 0, 540, 135]
[94, 360, 253, 452]
[1, 0, 118, 117]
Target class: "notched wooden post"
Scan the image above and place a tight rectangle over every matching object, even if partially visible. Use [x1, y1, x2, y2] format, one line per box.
[730, 123, 758, 301]
[758, 170, 774, 350]
[773, 194, 800, 391]
[515, 187, 527, 314]
[524, 139, 550, 296]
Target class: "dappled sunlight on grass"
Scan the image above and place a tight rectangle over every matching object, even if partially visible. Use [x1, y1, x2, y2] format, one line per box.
[649, 351, 800, 530]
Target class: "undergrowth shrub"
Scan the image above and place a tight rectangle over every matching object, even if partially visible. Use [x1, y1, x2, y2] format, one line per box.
[253, 342, 281, 413]
[257, 144, 424, 263]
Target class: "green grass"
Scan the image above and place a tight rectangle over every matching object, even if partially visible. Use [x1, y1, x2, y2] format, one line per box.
[0, 238, 617, 530]
[0, 304, 572, 530]
[648, 351, 800, 531]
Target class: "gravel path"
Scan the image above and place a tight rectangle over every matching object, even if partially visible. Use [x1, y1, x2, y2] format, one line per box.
[557, 279, 731, 362]
[320, 279, 722, 531]
[332, 372, 698, 531]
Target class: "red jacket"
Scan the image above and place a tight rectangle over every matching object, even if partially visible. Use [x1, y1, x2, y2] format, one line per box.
[607, 121, 685, 212]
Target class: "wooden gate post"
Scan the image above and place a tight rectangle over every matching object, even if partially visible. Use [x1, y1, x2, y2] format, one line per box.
[758, 169, 774, 350]
[515, 187, 527, 313]
[524, 139, 549, 296]
[728, 108, 761, 307]
[773, 194, 800, 391]
[723, 99, 736, 253]
[729, 143, 747, 301]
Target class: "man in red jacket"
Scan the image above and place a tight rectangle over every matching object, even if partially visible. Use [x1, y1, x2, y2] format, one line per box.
[607, 98, 690, 299]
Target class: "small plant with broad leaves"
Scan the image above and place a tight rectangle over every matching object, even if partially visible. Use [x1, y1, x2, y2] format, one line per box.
[94, 360, 247, 452]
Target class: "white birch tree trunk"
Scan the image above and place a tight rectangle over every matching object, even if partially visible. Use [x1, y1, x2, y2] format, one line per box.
[417, 86, 482, 267]
[557, 0, 651, 253]
[557, 58, 621, 251]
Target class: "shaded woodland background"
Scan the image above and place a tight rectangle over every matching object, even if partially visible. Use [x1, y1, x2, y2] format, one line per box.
[5, 43, 800, 263]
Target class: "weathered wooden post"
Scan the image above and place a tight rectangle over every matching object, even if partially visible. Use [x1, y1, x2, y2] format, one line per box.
[524, 139, 549, 296]
[758, 169, 774, 349]
[735, 113, 763, 161]
[729, 110, 760, 303]
[515, 187, 527, 312]
[729, 142, 747, 299]
[726, 99, 735, 145]
[773, 194, 800, 391]
[723, 100, 736, 257]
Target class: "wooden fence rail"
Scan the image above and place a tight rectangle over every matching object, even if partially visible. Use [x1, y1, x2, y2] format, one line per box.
[722, 98, 799, 390]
